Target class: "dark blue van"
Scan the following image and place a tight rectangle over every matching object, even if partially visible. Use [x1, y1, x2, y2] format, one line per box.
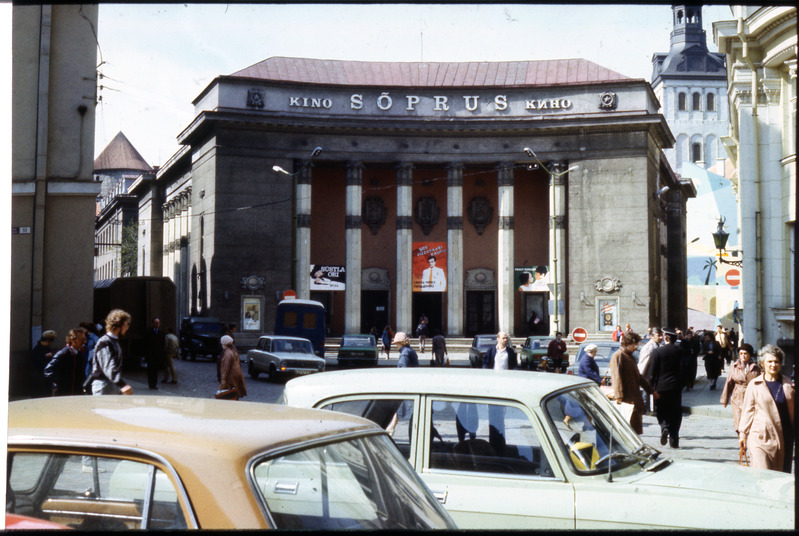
[274, 299, 326, 357]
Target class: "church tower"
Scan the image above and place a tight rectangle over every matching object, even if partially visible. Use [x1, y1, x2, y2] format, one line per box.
[651, 5, 728, 174]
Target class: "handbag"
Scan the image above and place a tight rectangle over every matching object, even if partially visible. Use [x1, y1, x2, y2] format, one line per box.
[616, 401, 635, 423]
[215, 386, 238, 400]
[738, 446, 749, 466]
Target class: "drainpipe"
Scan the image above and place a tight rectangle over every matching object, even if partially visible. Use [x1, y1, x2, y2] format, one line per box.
[31, 5, 52, 346]
[737, 15, 763, 347]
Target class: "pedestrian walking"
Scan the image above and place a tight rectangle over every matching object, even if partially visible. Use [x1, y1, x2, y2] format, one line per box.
[416, 314, 429, 352]
[162, 327, 179, 384]
[145, 317, 166, 390]
[483, 331, 518, 370]
[609, 331, 659, 434]
[638, 327, 662, 413]
[701, 331, 723, 390]
[218, 335, 246, 400]
[431, 329, 448, 366]
[611, 325, 623, 342]
[679, 329, 700, 390]
[577, 343, 602, 385]
[381, 325, 393, 359]
[89, 309, 134, 396]
[43, 328, 87, 396]
[720, 343, 760, 434]
[79, 322, 99, 379]
[31, 330, 57, 398]
[738, 345, 794, 473]
[392, 332, 419, 368]
[715, 325, 731, 370]
[648, 329, 685, 448]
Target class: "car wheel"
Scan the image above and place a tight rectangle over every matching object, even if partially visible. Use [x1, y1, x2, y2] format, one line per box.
[268, 363, 278, 382]
[248, 361, 260, 379]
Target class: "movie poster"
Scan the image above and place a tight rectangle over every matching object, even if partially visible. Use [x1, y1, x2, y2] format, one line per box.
[412, 242, 447, 292]
[515, 266, 550, 292]
[598, 298, 618, 332]
[309, 264, 346, 291]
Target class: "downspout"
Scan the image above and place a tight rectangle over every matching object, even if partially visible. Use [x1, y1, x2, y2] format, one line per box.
[738, 15, 763, 346]
[31, 5, 52, 345]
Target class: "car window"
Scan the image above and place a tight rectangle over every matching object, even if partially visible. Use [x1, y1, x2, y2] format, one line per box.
[252, 435, 453, 530]
[544, 387, 643, 475]
[341, 337, 374, 347]
[321, 399, 415, 460]
[475, 336, 495, 346]
[7, 452, 188, 530]
[258, 338, 269, 351]
[427, 400, 555, 478]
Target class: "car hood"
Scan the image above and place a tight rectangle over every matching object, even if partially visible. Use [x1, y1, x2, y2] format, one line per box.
[631, 458, 793, 506]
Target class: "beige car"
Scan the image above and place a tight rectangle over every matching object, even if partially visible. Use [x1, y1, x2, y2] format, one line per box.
[6, 396, 457, 530]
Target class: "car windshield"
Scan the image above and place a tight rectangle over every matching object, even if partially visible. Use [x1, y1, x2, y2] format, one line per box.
[475, 336, 496, 347]
[543, 385, 648, 476]
[251, 434, 455, 530]
[341, 336, 374, 347]
[273, 339, 314, 354]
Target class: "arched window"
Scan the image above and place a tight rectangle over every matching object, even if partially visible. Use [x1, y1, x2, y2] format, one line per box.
[678, 92, 687, 111]
[691, 142, 702, 163]
[692, 92, 701, 111]
[706, 92, 715, 111]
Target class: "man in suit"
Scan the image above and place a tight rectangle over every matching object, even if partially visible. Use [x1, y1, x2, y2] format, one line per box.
[420, 255, 446, 292]
[648, 329, 685, 448]
[482, 332, 517, 370]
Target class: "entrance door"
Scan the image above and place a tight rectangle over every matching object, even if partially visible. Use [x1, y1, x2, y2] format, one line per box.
[466, 291, 495, 336]
[361, 290, 389, 334]
[412, 293, 443, 336]
[523, 292, 550, 336]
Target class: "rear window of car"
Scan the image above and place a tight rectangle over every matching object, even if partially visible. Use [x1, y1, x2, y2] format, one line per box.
[273, 339, 314, 354]
[475, 336, 495, 346]
[341, 336, 374, 347]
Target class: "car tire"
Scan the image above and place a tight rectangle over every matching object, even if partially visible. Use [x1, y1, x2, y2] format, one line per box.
[249, 361, 260, 379]
[267, 363, 279, 382]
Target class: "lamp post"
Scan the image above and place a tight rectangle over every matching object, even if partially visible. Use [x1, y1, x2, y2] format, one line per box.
[523, 148, 578, 333]
[711, 216, 742, 267]
[273, 147, 323, 291]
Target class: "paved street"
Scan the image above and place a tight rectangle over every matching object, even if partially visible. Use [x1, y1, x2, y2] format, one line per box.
[121, 351, 778, 469]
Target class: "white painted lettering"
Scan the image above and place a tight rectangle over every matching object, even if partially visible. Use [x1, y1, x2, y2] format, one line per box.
[351, 94, 363, 109]
[463, 96, 480, 111]
[495, 95, 508, 110]
[525, 100, 537, 110]
[537, 99, 548, 109]
[406, 95, 420, 110]
[290, 96, 301, 106]
[377, 92, 393, 110]
[322, 98, 332, 108]
[434, 96, 450, 111]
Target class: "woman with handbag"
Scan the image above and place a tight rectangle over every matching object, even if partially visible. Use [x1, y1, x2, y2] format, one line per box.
[738, 345, 794, 473]
[608, 331, 659, 434]
[720, 343, 761, 433]
[217, 335, 246, 400]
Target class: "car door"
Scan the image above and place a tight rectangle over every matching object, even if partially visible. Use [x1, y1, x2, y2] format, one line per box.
[417, 396, 575, 529]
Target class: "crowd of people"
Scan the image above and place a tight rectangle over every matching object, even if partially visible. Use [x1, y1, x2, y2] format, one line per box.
[576, 323, 793, 473]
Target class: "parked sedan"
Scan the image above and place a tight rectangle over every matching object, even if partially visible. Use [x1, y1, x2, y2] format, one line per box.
[246, 335, 325, 381]
[6, 396, 457, 530]
[282, 368, 794, 530]
[337, 334, 379, 368]
[467, 334, 497, 367]
[519, 335, 550, 370]
[566, 341, 641, 384]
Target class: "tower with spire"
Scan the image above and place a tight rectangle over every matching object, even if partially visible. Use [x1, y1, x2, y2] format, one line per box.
[651, 5, 728, 175]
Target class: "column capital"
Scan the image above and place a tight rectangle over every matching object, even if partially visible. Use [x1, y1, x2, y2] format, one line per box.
[497, 162, 515, 187]
[396, 162, 414, 186]
[297, 163, 313, 185]
[346, 161, 364, 186]
[447, 162, 464, 187]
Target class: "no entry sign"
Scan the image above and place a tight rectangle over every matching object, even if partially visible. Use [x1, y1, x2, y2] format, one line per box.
[725, 269, 741, 287]
[572, 327, 588, 343]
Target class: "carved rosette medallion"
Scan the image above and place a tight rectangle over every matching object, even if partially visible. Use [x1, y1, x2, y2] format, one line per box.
[247, 89, 265, 108]
[595, 277, 622, 293]
[241, 275, 265, 291]
[598, 91, 617, 110]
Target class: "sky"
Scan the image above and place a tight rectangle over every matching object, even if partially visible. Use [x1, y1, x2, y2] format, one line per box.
[92, 3, 734, 167]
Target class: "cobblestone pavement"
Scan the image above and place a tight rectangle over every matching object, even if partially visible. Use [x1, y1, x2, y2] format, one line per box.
[125, 355, 792, 471]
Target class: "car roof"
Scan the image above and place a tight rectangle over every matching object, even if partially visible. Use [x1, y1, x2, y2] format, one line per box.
[259, 335, 312, 342]
[285, 368, 593, 407]
[8, 396, 379, 459]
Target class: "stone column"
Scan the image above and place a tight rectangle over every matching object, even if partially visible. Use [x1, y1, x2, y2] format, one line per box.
[161, 202, 170, 278]
[396, 162, 414, 335]
[446, 163, 464, 336]
[549, 163, 568, 335]
[345, 162, 363, 333]
[295, 164, 313, 299]
[497, 163, 514, 335]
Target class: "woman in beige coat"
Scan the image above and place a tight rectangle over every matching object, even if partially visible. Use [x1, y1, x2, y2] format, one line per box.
[218, 335, 247, 400]
[738, 345, 794, 473]
[720, 343, 761, 432]
[609, 332, 659, 434]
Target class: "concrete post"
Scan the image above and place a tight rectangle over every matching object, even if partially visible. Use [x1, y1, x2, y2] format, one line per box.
[497, 163, 515, 335]
[345, 162, 363, 332]
[295, 164, 313, 299]
[396, 162, 414, 334]
[447, 163, 464, 336]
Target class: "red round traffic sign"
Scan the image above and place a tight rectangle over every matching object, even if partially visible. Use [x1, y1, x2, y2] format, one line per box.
[282, 289, 297, 300]
[572, 327, 588, 343]
[725, 269, 741, 287]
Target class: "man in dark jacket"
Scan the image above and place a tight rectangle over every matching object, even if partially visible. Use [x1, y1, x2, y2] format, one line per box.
[648, 329, 685, 448]
[546, 332, 568, 373]
[43, 328, 87, 396]
[483, 332, 518, 370]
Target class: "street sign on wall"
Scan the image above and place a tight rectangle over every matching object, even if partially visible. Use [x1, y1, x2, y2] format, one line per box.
[724, 268, 741, 287]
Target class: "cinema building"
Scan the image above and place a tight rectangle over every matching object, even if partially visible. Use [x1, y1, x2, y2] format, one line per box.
[146, 56, 694, 345]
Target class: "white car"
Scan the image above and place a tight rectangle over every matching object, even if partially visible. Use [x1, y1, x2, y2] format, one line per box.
[246, 335, 325, 381]
[282, 368, 794, 530]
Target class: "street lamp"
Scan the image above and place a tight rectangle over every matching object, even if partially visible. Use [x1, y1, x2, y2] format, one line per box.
[523, 148, 578, 333]
[273, 147, 323, 290]
[711, 216, 742, 267]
